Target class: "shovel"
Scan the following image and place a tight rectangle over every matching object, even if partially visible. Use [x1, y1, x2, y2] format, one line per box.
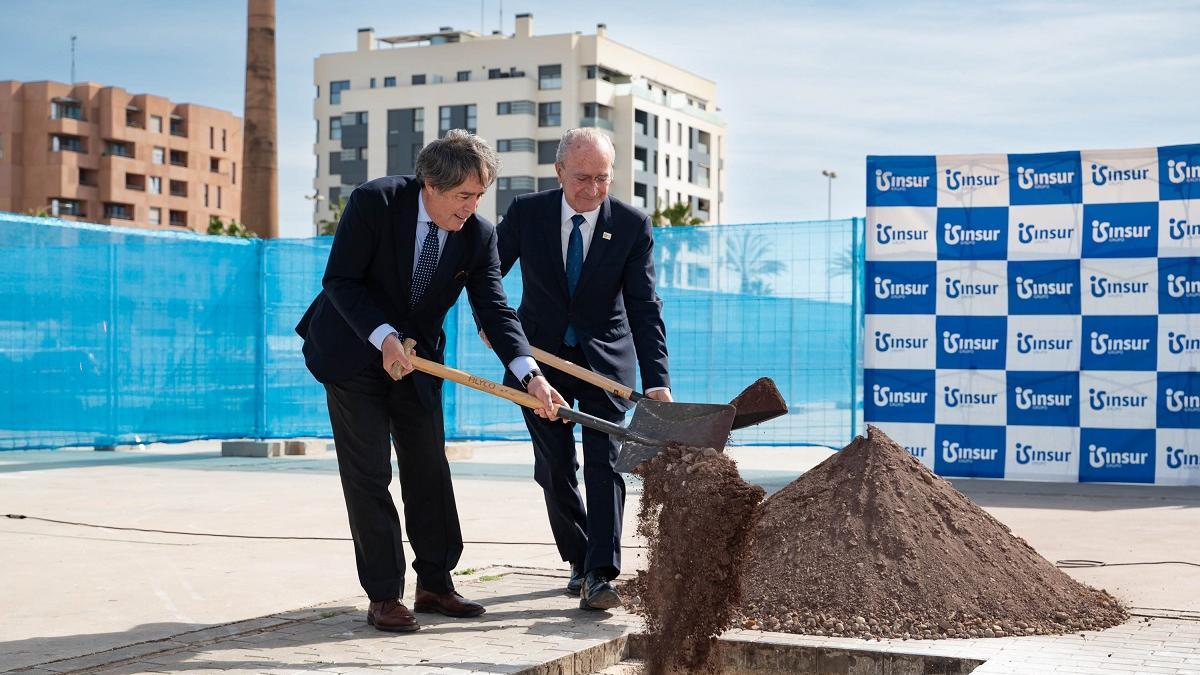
[530, 347, 788, 430]
[391, 344, 736, 473]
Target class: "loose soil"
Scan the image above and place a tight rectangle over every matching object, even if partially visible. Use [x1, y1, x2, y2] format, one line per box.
[738, 425, 1128, 639]
[626, 445, 764, 674]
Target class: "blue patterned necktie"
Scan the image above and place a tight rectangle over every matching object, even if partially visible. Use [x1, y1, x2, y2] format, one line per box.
[563, 213, 585, 346]
[410, 222, 440, 307]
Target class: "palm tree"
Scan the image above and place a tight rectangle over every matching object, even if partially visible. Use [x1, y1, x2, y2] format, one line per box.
[317, 196, 347, 236]
[724, 231, 785, 295]
[651, 201, 702, 227]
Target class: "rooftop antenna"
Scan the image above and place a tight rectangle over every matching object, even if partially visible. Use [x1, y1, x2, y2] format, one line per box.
[499, 0, 503, 33]
[70, 35, 77, 83]
[480, 0, 484, 33]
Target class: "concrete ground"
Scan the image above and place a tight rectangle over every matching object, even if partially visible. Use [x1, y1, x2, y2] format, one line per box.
[0, 440, 1198, 673]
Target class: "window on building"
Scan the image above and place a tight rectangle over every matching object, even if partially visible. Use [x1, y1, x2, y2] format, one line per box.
[665, 118, 671, 143]
[582, 102, 613, 129]
[665, 153, 670, 178]
[204, 184, 209, 207]
[538, 101, 561, 127]
[412, 74, 426, 85]
[330, 80, 350, 104]
[51, 100, 84, 120]
[538, 177, 560, 192]
[677, 122, 682, 145]
[585, 65, 597, 80]
[370, 77, 376, 89]
[413, 108, 424, 133]
[78, 168, 97, 186]
[634, 110, 648, 136]
[51, 134, 84, 153]
[497, 138, 535, 153]
[466, 104, 476, 133]
[209, 126, 215, 149]
[169, 115, 186, 137]
[330, 116, 342, 140]
[217, 186, 222, 209]
[634, 147, 648, 173]
[222, 129, 227, 152]
[51, 198, 84, 217]
[148, 207, 162, 225]
[169, 179, 187, 197]
[169, 210, 187, 227]
[456, 70, 471, 82]
[688, 126, 694, 149]
[105, 140, 132, 157]
[697, 198, 710, 213]
[497, 100, 534, 115]
[152, 146, 165, 164]
[653, 150, 658, 175]
[125, 108, 143, 128]
[148, 176, 162, 194]
[149, 115, 163, 132]
[232, 162, 237, 184]
[497, 176, 536, 191]
[633, 182, 647, 209]
[438, 104, 476, 135]
[677, 157, 682, 178]
[169, 149, 187, 167]
[125, 173, 145, 191]
[384, 76, 396, 87]
[210, 157, 220, 173]
[538, 64, 562, 90]
[104, 203, 133, 220]
[538, 140, 557, 165]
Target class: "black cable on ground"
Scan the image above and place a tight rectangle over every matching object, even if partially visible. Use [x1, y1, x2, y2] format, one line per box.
[1055, 559, 1200, 569]
[3, 512, 649, 549]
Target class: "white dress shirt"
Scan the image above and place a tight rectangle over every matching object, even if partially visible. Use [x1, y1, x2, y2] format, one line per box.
[370, 191, 537, 382]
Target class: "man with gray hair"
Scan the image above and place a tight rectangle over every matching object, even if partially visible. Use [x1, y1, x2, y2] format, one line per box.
[297, 129, 563, 632]
[483, 127, 671, 610]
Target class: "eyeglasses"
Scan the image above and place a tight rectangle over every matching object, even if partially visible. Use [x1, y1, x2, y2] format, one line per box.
[569, 173, 612, 187]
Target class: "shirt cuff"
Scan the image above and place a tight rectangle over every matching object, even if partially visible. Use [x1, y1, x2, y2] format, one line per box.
[369, 323, 398, 351]
[508, 355, 538, 382]
[645, 387, 670, 395]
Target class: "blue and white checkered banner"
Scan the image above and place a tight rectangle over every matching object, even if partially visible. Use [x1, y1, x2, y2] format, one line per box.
[865, 144, 1200, 485]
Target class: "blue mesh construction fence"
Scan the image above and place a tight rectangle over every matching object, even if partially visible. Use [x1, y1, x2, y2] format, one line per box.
[0, 213, 864, 451]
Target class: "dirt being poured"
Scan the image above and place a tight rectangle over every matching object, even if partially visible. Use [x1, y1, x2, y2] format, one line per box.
[738, 425, 1128, 639]
[626, 445, 764, 674]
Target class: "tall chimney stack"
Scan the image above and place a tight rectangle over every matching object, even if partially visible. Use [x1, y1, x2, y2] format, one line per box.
[241, 0, 278, 238]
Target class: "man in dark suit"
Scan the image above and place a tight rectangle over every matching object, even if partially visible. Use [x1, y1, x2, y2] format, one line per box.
[296, 130, 562, 633]
[483, 128, 671, 610]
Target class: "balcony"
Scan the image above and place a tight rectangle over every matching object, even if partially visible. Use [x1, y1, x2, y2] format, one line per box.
[580, 116, 613, 131]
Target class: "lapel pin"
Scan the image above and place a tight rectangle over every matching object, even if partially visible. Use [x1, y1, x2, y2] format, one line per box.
[601, 231, 612, 240]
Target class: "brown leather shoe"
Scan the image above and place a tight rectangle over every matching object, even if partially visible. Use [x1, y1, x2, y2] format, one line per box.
[413, 588, 486, 617]
[367, 599, 420, 632]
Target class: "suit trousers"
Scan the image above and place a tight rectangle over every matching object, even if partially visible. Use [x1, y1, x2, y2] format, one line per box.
[513, 344, 626, 580]
[325, 365, 461, 601]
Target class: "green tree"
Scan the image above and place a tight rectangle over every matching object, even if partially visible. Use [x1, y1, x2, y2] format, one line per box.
[317, 196, 347, 236]
[724, 231, 786, 295]
[207, 215, 258, 239]
[650, 201, 702, 227]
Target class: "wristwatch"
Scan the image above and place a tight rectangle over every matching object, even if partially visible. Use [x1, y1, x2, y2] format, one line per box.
[521, 368, 544, 390]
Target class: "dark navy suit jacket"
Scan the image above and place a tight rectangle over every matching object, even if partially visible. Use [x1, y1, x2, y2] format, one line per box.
[296, 175, 531, 410]
[497, 189, 669, 412]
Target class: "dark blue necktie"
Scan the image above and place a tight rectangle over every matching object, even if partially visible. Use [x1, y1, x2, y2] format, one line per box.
[410, 223, 440, 307]
[564, 214, 585, 346]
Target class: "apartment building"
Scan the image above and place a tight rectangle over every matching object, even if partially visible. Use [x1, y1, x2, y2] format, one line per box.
[0, 80, 242, 233]
[312, 14, 725, 230]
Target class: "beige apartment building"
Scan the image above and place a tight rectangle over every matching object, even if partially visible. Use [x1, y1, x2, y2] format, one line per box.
[0, 80, 242, 233]
[312, 14, 725, 230]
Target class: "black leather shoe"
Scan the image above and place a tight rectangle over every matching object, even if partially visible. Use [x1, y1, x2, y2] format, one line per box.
[579, 571, 621, 610]
[566, 563, 585, 596]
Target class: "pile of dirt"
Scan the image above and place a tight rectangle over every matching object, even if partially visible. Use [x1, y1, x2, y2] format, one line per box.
[739, 425, 1128, 639]
[625, 445, 764, 674]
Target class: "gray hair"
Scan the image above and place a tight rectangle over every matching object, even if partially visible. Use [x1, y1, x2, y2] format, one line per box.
[415, 129, 500, 191]
[555, 127, 616, 166]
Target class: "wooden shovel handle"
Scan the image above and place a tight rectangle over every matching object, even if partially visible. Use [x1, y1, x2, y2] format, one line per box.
[530, 347, 638, 401]
[391, 339, 545, 410]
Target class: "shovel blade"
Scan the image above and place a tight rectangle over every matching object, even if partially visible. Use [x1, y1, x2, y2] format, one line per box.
[613, 400, 736, 473]
[729, 377, 788, 430]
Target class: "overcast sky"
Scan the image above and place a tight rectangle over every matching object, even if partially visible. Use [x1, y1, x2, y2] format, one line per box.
[3, 0, 1197, 237]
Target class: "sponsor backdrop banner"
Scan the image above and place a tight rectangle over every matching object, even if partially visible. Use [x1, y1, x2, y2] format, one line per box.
[865, 144, 1200, 486]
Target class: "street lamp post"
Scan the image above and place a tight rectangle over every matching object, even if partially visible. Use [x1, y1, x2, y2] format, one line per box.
[821, 169, 837, 221]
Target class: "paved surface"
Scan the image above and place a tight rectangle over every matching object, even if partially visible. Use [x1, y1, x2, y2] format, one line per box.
[2, 440, 1199, 673]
